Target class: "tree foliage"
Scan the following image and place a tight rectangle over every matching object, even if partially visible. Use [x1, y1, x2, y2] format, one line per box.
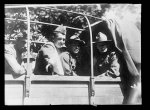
[5, 5, 105, 41]
[5, 4, 141, 53]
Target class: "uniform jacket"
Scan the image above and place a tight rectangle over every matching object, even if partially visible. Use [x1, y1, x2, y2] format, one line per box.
[88, 18, 141, 83]
[60, 51, 76, 76]
[34, 42, 64, 75]
[93, 49, 120, 77]
[5, 44, 23, 78]
[60, 49, 90, 76]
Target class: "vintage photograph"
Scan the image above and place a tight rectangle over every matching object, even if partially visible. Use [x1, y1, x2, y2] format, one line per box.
[4, 4, 141, 105]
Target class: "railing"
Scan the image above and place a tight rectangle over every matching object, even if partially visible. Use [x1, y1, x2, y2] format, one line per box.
[5, 74, 123, 105]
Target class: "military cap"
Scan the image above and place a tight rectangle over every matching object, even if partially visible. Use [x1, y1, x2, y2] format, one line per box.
[66, 35, 85, 47]
[93, 32, 112, 44]
[53, 25, 66, 35]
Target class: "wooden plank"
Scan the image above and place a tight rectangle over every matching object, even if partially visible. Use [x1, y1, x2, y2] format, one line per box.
[29, 83, 123, 105]
[28, 97, 89, 105]
[30, 83, 88, 87]
[5, 83, 24, 105]
[30, 86, 89, 97]
[5, 74, 121, 82]
[5, 74, 24, 105]
[95, 86, 123, 96]
[30, 75, 90, 82]
[95, 76, 121, 82]
[5, 74, 123, 105]
[5, 74, 25, 81]
[29, 80, 89, 105]
[95, 83, 123, 104]
[95, 96, 123, 105]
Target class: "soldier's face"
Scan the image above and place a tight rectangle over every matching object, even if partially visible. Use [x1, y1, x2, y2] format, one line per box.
[17, 38, 27, 52]
[54, 33, 66, 48]
[70, 43, 80, 54]
[97, 43, 108, 53]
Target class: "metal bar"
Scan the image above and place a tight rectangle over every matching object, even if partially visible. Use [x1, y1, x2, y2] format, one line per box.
[24, 6, 31, 105]
[5, 17, 84, 31]
[26, 6, 31, 78]
[5, 4, 81, 8]
[5, 4, 103, 21]
[83, 15, 95, 105]
[44, 7, 103, 21]
[84, 20, 103, 29]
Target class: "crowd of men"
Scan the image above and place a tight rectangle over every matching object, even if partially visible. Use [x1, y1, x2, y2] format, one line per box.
[5, 25, 120, 77]
[5, 24, 141, 104]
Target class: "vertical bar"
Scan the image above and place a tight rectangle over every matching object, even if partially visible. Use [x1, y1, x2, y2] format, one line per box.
[84, 16, 95, 105]
[24, 6, 31, 105]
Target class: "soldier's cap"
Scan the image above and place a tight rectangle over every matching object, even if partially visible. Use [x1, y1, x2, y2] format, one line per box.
[53, 25, 66, 35]
[66, 35, 85, 46]
[93, 32, 112, 44]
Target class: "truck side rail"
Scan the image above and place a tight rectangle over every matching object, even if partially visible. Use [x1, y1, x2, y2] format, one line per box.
[5, 74, 123, 105]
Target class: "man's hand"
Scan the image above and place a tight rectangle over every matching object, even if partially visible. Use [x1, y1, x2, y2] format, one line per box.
[97, 72, 107, 77]
[46, 64, 53, 73]
[106, 70, 118, 78]
[72, 72, 78, 76]
[19, 66, 26, 75]
[97, 70, 117, 78]
[12, 66, 26, 79]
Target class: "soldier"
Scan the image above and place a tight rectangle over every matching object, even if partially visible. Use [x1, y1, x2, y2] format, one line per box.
[60, 32, 87, 76]
[5, 32, 27, 78]
[34, 25, 66, 75]
[93, 32, 120, 78]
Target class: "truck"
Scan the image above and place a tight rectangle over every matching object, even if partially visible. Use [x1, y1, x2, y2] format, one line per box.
[5, 4, 141, 105]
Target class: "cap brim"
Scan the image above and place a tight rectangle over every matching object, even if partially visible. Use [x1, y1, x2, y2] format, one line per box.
[93, 40, 113, 44]
[66, 39, 85, 46]
[53, 31, 66, 35]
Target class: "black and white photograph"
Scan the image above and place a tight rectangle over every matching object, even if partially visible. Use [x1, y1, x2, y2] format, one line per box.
[4, 4, 141, 105]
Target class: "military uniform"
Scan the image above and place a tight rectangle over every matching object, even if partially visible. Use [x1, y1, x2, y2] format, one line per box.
[59, 51, 77, 76]
[60, 50, 89, 76]
[34, 25, 66, 75]
[5, 44, 26, 78]
[63, 33, 90, 76]
[93, 50, 120, 77]
[34, 42, 64, 75]
[93, 32, 120, 78]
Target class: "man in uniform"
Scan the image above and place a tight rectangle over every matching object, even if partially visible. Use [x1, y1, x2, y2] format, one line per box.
[93, 32, 120, 78]
[34, 25, 66, 75]
[5, 32, 27, 78]
[60, 33, 86, 76]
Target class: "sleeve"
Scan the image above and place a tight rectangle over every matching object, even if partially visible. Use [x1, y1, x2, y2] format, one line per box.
[60, 52, 72, 76]
[5, 45, 26, 75]
[5, 45, 16, 57]
[40, 44, 56, 66]
[108, 52, 120, 77]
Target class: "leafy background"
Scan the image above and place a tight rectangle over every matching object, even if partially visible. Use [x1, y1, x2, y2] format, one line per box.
[5, 4, 141, 53]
